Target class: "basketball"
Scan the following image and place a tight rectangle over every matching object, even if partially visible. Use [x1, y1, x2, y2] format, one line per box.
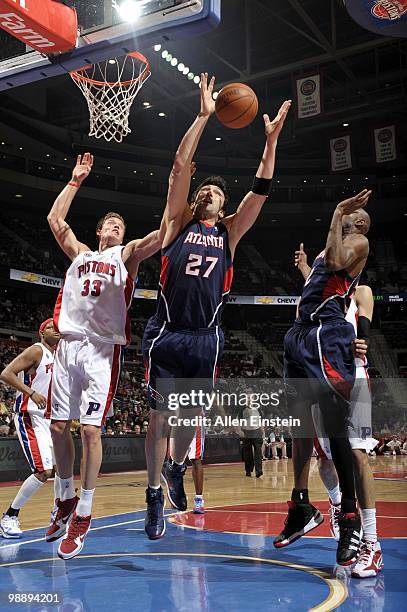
[215, 83, 258, 129]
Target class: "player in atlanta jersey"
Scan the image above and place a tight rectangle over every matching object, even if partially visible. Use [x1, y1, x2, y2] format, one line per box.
[297, 245, 383, 578]
[0, 319, 60, 539]
[143, 72, 291, 539]
[46, 153, 164, 560]
[275, 190, 372, 566]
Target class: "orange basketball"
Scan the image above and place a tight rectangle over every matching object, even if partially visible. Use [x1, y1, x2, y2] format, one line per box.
[215, 83, 258, 129]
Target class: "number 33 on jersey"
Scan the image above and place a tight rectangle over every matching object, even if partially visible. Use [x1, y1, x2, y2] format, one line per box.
[54, 245, 134, 345]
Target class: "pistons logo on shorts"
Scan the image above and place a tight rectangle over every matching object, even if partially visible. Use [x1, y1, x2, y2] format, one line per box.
[86, 402, 101, 415]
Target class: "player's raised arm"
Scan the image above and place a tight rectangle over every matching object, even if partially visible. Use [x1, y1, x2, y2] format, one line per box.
[325, 190, 371, 275]
[295, 243, 311, 280]
[223, 100, 291, 253]
[122, 219, 167, 279]
[47, 153, 93, 261]
[163, 73, 216, 245]
[0, 346, 46, 409]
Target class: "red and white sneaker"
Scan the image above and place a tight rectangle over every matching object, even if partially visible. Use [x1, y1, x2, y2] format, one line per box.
[57, 513, 91, 560]
[328, 498, 341, 541]
[351, 540, 384, 578]
[45, 496, 79, 543]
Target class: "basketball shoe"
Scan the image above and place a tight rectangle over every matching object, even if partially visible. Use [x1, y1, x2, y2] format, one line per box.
[351, 541, 383, 578]
[46, 495, 79, 542]
[329, 498, 341, 541]
[0, 514, 22, 539]
[161, 460, 187, 511]
[145, 486, 166, 539]
[336, 511, 362, 566]
[57, 513, 91, 560]
[193, 496, 205, 514]
[273, 501, 323, 548]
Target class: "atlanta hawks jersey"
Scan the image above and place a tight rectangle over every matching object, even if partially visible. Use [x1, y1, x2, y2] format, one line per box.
[54, 245, 134, 345]
[156, 219, 233, 328]
[298, 249, 361, 323]
[346, 299, 367, 368]
[14, 343, 53, 417]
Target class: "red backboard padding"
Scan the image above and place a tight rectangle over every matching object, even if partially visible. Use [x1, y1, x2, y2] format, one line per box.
[0, 0, 77, 54]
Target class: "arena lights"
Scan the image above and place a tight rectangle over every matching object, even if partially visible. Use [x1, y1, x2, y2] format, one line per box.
[156, 46, 207, 91]
[115, 0, 141, 22]
[343, 122, 349, 127]
[158, 112, 166, 117]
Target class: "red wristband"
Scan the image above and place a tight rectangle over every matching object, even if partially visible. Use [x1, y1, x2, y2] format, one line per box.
[68, 181, 80, 188]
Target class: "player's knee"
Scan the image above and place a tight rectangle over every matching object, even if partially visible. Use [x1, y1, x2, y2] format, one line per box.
[50, 420, 69, 438]
[81, 424, 101, 446]
[352, 448, 367, 468]
[35, 469, 53, 482]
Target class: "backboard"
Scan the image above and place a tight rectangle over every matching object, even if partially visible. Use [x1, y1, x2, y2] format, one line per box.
[0, 0, 221, 91]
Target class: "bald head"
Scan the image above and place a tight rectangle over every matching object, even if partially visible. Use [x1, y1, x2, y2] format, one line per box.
[354, 209, 371, 235]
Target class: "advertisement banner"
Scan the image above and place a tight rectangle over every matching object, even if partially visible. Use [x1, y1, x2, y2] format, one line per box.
[296, 74, 321, 119]
[330, 135, 352, 171]
[374, 125, 396, 163]
[10, 268, 62, 288]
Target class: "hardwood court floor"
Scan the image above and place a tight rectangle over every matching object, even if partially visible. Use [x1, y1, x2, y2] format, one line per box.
[1, 455, 406, 532]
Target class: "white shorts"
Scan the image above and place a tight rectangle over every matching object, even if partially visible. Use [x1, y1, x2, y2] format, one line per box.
[14, 412, 54, 473]
[51, 336, 122, 426]
[188, 423, 205, 461]
[312, 364, 378, 459]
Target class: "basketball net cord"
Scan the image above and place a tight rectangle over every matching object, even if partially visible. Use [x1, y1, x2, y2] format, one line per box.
[70, 53, 151, 143]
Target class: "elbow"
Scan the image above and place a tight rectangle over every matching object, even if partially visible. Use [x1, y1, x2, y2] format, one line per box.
[47, 212, 56, 227]
[0, 369, 8, 383]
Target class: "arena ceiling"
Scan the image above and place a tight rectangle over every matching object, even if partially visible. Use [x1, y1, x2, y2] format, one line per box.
[0, 0, 405, 163]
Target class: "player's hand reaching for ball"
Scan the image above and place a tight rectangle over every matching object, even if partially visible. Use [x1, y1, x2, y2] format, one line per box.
[30, 391, 47, 410]
[71, 152, 94, 185]
[199, 73, 216, 118]
[264, 100, 292, 144]
[295, 243, 307, 268]
[337, 189, 372, 215]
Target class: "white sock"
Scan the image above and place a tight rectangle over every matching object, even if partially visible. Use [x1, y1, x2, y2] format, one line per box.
[11, 474, 44, 510]
[195, 494, 203, 499]
[76, 488, 95, 517]
[360, 508, 377, 543]
[60, 477, 75, 501]
[54, 474, 62, 501]
[148, 484, 161, 490]
[327, 484, 341, 506]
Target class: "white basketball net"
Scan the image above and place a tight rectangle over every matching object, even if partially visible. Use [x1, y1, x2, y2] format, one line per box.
[70, 52, 151, 143]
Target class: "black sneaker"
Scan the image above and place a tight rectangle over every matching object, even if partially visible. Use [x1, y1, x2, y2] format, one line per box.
[337, 512, 362, 566]
[161, 461, 187, 511]
[145, 487, 165, 540]
[273, 501, 324, 548]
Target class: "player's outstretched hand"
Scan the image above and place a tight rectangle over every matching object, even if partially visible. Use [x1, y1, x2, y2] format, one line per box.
[295, 243, 307, 268]
[72, 152, 94, 184]
[199, 73, 216, 118]
[337, 189, 372, 215]
[30, 391, 47, 410]
[264, 100, 292, 144]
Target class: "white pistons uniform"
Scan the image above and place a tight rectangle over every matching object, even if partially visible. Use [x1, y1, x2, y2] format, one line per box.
[313, 299, 378, 458]
[51, 245, 134, 426]
[14, 343, 54, 473]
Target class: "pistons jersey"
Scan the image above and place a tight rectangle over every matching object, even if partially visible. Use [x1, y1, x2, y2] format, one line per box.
[54, 245, 134, 345]
[346, 299, 367, 368]
[14, 343, 53, 418]
[298, 249, 361, 323]
[156, 219, 233, 328]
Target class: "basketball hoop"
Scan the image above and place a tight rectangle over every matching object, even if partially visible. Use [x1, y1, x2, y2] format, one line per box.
[70, 52, 151, 143]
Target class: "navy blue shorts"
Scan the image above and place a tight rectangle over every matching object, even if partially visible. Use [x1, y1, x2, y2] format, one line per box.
[142, 316, 224, 410]
[284, 319, 356, 437]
